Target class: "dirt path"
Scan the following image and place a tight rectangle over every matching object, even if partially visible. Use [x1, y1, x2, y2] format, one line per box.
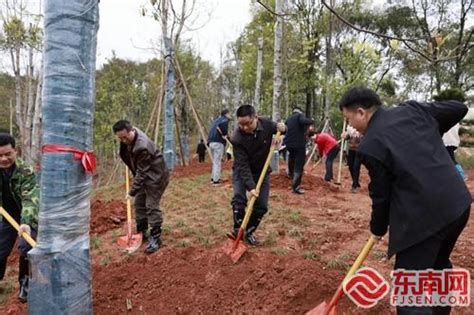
[1, 162, 473, 314]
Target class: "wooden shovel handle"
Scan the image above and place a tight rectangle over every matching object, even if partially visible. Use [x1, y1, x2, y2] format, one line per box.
[0, 206, 36, 247]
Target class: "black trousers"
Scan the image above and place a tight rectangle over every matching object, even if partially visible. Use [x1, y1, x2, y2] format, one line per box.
[198, 153, 205, 163]
[394, 207, 470, 315]
[325, 145, 340, 182]
[0, 219, 37, 284]
[347, 149, 361, 189]
[231, 171, 270, 235]
[287, 147, 306, 191]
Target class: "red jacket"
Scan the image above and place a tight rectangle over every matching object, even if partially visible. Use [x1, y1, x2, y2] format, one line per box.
[314, 133, 338, 156]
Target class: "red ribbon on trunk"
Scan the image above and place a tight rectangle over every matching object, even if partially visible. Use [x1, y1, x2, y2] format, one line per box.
[42, 144, 97, 174]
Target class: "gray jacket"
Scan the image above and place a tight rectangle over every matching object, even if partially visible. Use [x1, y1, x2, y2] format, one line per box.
[119, 128, 169, 196]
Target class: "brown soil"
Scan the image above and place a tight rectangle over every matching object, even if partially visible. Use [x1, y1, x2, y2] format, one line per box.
[1, 162, 473, 314]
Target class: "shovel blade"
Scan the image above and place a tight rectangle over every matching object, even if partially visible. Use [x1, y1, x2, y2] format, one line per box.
[117, 233, 143, 253]
[222, 237, 248, 263]
[306, 301, 337, 315]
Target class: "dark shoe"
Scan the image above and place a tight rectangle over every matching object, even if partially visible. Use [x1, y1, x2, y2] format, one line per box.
[18, 277, 28, 303]
[292, 187, 305, 194]
[212, 180, 222, 186]
[145, 235, 162, 254]
[136, 220, 149, 241]
[245, 234, 259, 246]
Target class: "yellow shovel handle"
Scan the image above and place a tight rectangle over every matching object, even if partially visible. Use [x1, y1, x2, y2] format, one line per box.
[343, 235, 376, 284]
[125, 166, 132, 223]
[0, 206, 36, 247]
[240, 131, 282, 231]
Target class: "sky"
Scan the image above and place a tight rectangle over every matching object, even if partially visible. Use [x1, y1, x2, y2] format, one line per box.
[97, 0, 253, 68]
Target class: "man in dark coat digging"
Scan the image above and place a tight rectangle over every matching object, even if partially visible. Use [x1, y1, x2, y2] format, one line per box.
[230, 105, 286, 245]
[339, 86, 471, 315]
[113, 120, 170, 254]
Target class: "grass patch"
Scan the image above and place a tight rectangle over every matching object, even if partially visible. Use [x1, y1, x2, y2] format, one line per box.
[178, 239, 192, 247]
[373, 250, 387, 260]
[289, 211, 301, 223]
[271, 247, 290, 256]
[289, 227, 303, 238]
[99, 253, 112, 266]
[263, 230, 278, 246]
[326, 252, 352, 270]
[303, 251, 319, 261]
[91, 235, 102, 250]
[0, 278, 13, 304]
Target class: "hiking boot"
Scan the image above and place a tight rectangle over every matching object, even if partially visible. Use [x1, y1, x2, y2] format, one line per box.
[136, 221, 149, 242]
[145, 226, 162, 254]
[212, 180, 222, 186]
[145, 235, 162, 254]
[18, 277, 28, 303]
[245, 233, 259, 246]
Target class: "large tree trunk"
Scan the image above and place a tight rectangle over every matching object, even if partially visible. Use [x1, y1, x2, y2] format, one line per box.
[12, 47, 25, 151]
[163, 36, 176, 170]
[179, 85, 189, 164]
[254, 34, 263, 110]
[324, 0, 335, 120]
[25, 43, 35, 164]
[28, 1, 98, 313]
[271, 0, 283, 121]
[31, 72, 43, 168]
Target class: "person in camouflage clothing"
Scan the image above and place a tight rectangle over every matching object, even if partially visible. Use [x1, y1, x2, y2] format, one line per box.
[0, 133, 39, 303]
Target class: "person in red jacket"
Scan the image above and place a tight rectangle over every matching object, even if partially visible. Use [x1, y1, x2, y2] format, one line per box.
[314, 132, 340, 182]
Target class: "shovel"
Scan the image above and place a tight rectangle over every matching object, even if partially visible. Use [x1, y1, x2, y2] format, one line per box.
[222, 130, 282, 263]
[334, 119, 347, 185]
[306, 236, 376, 315]
[117, 166, 142, 253]
[0, 206, 36, 247]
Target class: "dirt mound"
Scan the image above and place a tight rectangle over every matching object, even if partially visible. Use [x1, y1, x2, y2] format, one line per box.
[172, 160, 232, 179]
[271, 172, 341, 194]
[92, 246, 387, 314]
[90, 199, 126, 235]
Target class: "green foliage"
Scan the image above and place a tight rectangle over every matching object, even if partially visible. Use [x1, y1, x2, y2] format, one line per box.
[433, 88, 466, 102]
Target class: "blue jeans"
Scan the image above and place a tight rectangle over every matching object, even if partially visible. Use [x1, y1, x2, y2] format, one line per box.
[231, 171, 270, 235]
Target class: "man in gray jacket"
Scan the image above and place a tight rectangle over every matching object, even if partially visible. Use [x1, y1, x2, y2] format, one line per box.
[113, 120, 170, 253]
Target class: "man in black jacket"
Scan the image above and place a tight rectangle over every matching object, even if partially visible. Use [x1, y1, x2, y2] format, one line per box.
[113, 120, 170, 253]
[284, 107, 314, 194]
[339, 86, 471, 315]
[230, 105, 286, 245]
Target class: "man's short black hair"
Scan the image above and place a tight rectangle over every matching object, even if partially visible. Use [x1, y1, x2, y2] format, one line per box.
[221, 109, 230, 116]
[0, 133, 15, 148]
[113, 120, 133, 133]
[236, 105, 256, 118]
[339, 86, 382, 111]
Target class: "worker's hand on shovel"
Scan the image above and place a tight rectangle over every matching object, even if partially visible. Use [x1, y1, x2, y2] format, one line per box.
[372, 234, 383, 241]
[18, 224, 31, 238]
[249, 189, 259, 198]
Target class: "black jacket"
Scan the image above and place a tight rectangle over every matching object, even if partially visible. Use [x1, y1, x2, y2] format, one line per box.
[119, 128, 169, 196]
[358, 100, 471, 257]
[231, 118, 278, 190]
[196, 143, 206, 155]
[284, 112, 313, 149]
